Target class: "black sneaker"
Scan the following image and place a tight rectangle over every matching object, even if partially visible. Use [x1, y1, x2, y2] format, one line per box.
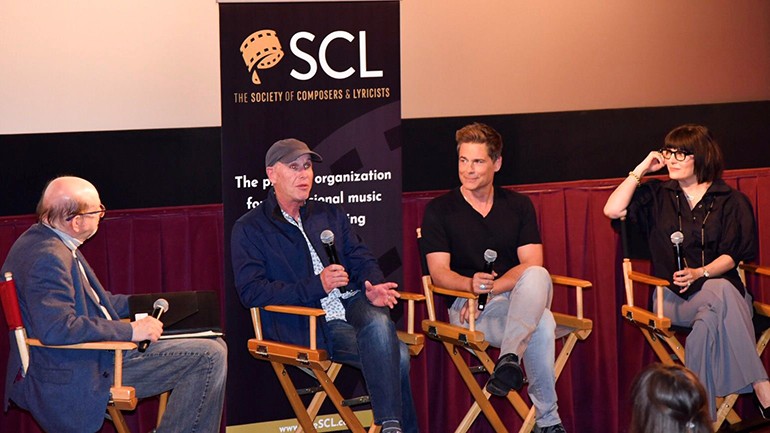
[756, 393, 770, 419]
[535, 423, 566, 433]
[485, 353, 526, 396]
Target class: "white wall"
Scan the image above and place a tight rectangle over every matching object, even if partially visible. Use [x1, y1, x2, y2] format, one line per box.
[2, 1, 769, 134]
[0, 1, 220, 134]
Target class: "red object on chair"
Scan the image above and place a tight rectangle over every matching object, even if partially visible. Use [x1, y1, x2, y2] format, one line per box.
[1, 272, 24, 329]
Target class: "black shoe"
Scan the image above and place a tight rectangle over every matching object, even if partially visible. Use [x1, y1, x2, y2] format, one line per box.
[485, 353, 526, 396]
[535, 423, 566, 433]
[757, 394, 770, 419]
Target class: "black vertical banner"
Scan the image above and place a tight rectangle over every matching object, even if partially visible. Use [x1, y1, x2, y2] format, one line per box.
[219, 1, 401, 430]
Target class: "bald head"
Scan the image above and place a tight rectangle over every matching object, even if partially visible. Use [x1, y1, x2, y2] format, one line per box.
[37, 176, 101, 229]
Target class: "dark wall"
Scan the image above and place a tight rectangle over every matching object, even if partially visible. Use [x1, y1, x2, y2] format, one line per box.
[2, 101, 768, 216]
[1, 128, 222, 216]
[402, 100, 770, 191]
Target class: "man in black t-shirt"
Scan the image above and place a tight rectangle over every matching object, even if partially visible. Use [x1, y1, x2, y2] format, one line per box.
[421, 123, 565, 433]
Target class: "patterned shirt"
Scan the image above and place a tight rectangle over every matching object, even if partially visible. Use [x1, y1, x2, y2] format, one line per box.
[280, 209, 358, 321]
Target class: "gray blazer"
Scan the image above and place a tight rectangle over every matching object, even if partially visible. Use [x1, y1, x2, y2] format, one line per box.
[2, 223, 133, 433]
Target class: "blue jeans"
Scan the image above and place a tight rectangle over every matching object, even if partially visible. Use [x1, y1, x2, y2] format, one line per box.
[325, 292, 418, 433]
[449, 266, 560, 428]
[122, 337, 227, 433]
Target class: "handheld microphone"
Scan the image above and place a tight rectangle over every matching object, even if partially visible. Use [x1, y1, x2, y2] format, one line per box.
[138, 298, 169, 352]
[320, 229, 348, 292]
[477, 249, 498, 311]
[670, 231, 684, 271]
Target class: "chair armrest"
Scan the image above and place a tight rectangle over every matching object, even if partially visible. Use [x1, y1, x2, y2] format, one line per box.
[551, 275, 592, 289]
[741, 263, 770, 277]
[624, 269, 670, 320]
[430, 283, 476, 299]
[26, 339, 137, 351]
[252, 305, 326, 350]
[628, 270, 670, 287]
[551, 274, 592, 319]
[27, 338, 137, 400]
[397, 291, 425, 302]
[754, 301, 770, 318]
[263, 305, 326, 316]
[425, 283, 482, 330]
[395, 291, 425, 347]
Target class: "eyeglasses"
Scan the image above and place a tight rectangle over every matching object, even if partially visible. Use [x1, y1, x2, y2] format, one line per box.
[66, 204, 106, 221]
[659, 148, 693, 162]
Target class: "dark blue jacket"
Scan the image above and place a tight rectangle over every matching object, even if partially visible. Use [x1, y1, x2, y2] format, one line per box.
[2, 223, 133, 433]
[231, 189, 384, 350]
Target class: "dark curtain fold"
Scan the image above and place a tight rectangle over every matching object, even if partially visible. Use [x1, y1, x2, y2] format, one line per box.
[2, 168, 770, 432]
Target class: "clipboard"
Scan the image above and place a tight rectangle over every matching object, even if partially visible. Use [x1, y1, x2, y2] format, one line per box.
[128, 291, 223, 338]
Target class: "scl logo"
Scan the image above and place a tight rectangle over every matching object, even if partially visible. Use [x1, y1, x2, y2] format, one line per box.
[240, 30, 283, 85]
[240, 29, 383, 86]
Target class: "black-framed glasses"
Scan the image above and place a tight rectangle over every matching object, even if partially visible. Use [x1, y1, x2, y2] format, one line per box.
[66, 204, 106, 221]
[659, 148, 693, 162]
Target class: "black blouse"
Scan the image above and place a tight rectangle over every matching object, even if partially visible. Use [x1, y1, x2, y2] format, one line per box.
[625, 178, 757, 297]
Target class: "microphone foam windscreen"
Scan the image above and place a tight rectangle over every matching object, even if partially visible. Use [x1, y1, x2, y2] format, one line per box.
[670, 231, 684, 245]
[484, 249, 498, 262]
[320, 229, 335, 245]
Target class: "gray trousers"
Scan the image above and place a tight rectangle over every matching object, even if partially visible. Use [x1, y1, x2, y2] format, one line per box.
[656, 279, 769, 417]
[449, 266, 560, 428]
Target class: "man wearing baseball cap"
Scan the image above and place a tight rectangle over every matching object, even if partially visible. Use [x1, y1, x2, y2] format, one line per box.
[231, 139, 417, 433]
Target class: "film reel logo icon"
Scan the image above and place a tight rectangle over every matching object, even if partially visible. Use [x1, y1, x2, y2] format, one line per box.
[240, 30, 283, 85]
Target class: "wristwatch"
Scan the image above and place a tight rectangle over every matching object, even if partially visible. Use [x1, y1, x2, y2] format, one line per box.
[703, 268, 710, 278]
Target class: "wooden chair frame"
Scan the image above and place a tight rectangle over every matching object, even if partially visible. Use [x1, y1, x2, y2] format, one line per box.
[1, 271, 168, 433]
[417, 229, 593, 433]
[247, 291, 424, 433]
[618, 221, 770, 431]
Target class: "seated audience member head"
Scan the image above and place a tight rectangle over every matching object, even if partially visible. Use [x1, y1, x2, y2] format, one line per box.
[662, 124, 724, 184]
[629, 363, 712, 433]
[36, 176, 105, 242]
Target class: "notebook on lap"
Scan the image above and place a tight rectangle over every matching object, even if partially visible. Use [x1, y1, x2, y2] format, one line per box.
[128, 291, 223, 339]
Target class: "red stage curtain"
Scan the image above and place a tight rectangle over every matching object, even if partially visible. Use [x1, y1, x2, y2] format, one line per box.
[2, 169, 769, 432]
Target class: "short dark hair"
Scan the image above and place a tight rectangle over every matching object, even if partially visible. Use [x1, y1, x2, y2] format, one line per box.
[629, 364, 712, 433]
[455, 122, 503, 161]
[664, 124, 724, 183]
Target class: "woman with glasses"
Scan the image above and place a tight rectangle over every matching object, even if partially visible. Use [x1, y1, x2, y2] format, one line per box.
[604, 124, 770, 419]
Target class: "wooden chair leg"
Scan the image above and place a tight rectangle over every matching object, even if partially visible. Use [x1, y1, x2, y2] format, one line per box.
[302, 362, 342, 430]
[313, 367, 367, 433]
[640, 328, 679, 365]
[156, 391, 169, 428]
[270, 362, 319, 433]
[640, 328, 743, 430]
[715, 394, 741, 430]
[107, 406, 131, 433]
[444, 343, 507, 433]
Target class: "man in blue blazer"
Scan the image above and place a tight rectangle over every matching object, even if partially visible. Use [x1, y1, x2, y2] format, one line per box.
[2, 176, 227, 433]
